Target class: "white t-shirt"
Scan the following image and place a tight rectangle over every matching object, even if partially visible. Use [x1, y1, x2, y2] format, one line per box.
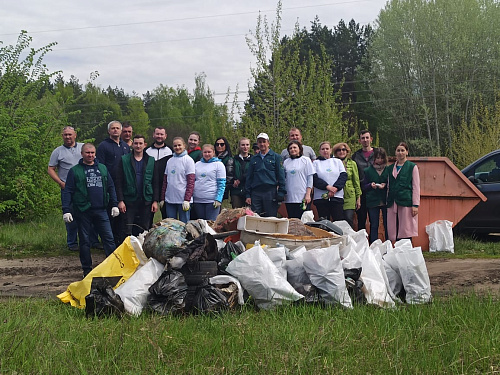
[284, 156, 314, 203]
[164, 154, 195, 204]
[193, 159, 226, 203]
[313, 158, 346, 200]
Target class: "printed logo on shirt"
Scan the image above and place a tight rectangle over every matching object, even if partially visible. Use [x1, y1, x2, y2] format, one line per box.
[290, 169, 296, 175]
[170, 169, 176, 174]
[326, 168, 332, 173]
[85, 168, 103, 188]
[200, 173, 207, 178]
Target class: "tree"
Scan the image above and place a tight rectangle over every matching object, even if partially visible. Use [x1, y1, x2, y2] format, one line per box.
[242, 1, 349, 153]
[0, 31, 67, 220]
[369, 0, 500, 156]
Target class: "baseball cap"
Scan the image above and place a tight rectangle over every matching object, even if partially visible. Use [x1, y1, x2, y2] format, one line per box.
[257, 132, 269, 140]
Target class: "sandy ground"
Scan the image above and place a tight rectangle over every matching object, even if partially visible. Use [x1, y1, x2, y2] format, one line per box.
[0, 252, 500, 299]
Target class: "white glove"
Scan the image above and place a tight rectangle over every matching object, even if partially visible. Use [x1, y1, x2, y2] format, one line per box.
[111, 207, 120, 217]
[213, 201, 222, 208]
[182, 201, 190, 211]
[159, 201, 165, 209]
[63, 213, 73, 223]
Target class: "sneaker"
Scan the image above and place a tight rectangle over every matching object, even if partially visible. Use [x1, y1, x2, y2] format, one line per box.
[69, 246, 79, 252]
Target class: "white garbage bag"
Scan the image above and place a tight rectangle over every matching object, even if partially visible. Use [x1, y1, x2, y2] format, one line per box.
[226, 245, 303, 310]
[209, 275, 245, 305]
[426, 220, 454, 253]
[265, 246, 287, 279]
[302, 245, 352, 308]
[394, 245, 432, 304]
[115, 258, 164, 316]
[360, 248, 396, 308]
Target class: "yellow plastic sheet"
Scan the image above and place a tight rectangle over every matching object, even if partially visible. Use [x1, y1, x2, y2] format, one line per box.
[57, 237, 141, 308]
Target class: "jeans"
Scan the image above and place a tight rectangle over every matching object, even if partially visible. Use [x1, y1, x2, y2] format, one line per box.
[123, 200, 152, 237]
[193, 203, 220, 221]
[165, 203, 190, 223]
[356, 194, 368, 230]
[74, 208, 116, 276]
[251, 189, 278, 217]
[344, 209, 355, 228]
[368, 206, 388, 243]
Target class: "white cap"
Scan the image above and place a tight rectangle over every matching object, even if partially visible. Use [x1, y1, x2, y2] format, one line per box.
[257, 132, 269, 140]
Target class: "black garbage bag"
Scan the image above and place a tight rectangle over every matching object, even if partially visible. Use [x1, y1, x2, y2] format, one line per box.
[193, 280, 229, 314]
[217, 241, 244, 271]
[294, 284, 321, 304]
[85, 278, 125, 318]
[187, 233, 217, 264]
[147, 269, 188, 315]
[344, 268, 367, 305]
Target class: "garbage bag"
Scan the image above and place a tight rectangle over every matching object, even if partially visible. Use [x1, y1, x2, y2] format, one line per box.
[218, 241, 244, 271]
[210, 275, 245, 306]
[143, 219, 188, 264]
[85, 278, 125, 318]
[147, 268, 188, 315]
[286, 255, 319, 303]
[265, 246, 287, 279]
[302, 245, 353, 308]
[344, 268, 366, 305]
[115, 258, 164, 316]
[226, 245, 303, 310]
[426, 220, 454, 253]
[360, 248, 395, 308]
[394, 245, 432, 304]
[193, 280, 229, 314]
[58, 236, 143, 308]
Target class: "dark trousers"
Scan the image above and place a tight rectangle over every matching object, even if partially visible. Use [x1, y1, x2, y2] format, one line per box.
[251, 189, 278, 217]
[368, 206, 388, 243]
[61, 190, 99, 248]
[194, 203, 220, 221]
[356, 194, 368, 229]
[74, 208, 116, 276]
[285, 202, 310, 219]
[314, 198, 344, 222]
[123, 200, 152, 238]
[231, 194, 246, 209]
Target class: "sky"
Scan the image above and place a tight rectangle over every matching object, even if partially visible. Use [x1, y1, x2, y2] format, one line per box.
[1, 0, 387, 105]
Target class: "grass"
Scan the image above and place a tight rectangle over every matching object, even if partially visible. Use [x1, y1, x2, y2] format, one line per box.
[1, 295, 499, 374]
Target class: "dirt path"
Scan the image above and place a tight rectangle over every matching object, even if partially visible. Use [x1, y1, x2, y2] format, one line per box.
[0, 254, 499, 298]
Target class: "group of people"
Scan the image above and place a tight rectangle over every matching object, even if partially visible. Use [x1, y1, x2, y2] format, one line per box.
[49, 122, 420, 276]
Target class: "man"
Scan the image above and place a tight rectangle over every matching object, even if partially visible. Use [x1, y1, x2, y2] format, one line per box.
[121, 122, 133, 147]
[116, 135, 159, 241]
[97, 120, 130, 245]
[145, 127, 172, 160]
[48, 126, 84, 251]
[351, 129, 375, 230]
[245, 133, 286, 217]
[62, 143, 120, 277]
[281, 127, 316, 161]
[145, 127, 172, 219]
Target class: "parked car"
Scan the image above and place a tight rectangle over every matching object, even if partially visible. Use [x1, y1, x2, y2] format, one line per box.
[457, 149, 500, 234]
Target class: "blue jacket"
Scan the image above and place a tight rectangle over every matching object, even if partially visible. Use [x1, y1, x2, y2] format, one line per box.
[96, 138, 130, 182]
[245, 149, 286, 199]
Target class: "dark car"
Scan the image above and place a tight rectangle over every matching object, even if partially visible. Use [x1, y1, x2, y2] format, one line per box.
[457, 149, 500, 234]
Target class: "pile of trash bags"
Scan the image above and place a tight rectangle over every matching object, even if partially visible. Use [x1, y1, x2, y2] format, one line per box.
[59, 216, 432, 318]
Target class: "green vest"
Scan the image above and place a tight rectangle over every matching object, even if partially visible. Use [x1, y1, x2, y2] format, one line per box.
[231, 156, 249, 196]
[387, 161, 415, 208]
[121, 153, 155, 202]
[71, 163, 109, 212]
[363, 165, 390, 208]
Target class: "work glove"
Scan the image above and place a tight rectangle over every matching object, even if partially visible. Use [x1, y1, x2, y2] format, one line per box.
[63, 213, 73, 223]
[213, 200, 222, 209]
[111, 207, 120, 217]
[182, 201, 190, 211]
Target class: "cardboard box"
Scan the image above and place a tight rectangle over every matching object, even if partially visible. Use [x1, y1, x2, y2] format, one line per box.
[237, 216, 289, 234]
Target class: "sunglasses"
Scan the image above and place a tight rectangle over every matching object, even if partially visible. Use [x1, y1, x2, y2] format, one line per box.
[336, 148, 347, 152]
[216, 142, 225, 147]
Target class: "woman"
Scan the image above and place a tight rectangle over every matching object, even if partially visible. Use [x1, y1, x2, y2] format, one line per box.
[193, 144, 226, 221]
[187, 131, 202, 162]
[283, 140, 314, 219]
[161, 137, 195, 223]
[214, 137, 234, 200]
[230, 137, 252, 208]
[362, 147, 389, 243]
[333, 143, 362, 229]
[386, 142, 420, 242]
[313, 141, 348, 222]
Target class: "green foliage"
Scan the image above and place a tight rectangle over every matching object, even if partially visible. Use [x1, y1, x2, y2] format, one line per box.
[370, 0, 500, 156]
[123, 96, 150, 138]
[451, 94, 500, 169]
[242, 2, 349, 153]
[0, 32, 66, 220]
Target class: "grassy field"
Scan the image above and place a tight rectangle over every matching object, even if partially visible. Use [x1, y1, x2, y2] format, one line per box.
[1, 295, 499, 374]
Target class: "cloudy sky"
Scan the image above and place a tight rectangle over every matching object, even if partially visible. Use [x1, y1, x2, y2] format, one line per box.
[1, 0, 387, 104]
